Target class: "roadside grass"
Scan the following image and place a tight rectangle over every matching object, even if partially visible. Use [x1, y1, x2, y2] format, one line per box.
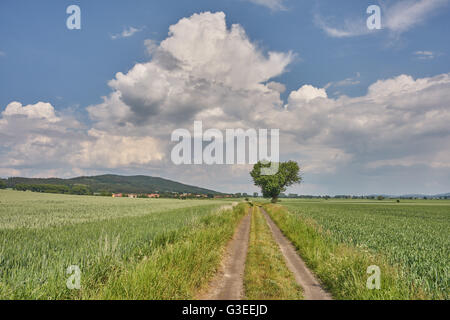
[264, 204, 428, 300]
[93, 203, 247, 299]
[244, 206, 303, 300]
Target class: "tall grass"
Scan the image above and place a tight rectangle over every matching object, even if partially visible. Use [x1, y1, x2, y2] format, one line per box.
[96, 204, 247, 299]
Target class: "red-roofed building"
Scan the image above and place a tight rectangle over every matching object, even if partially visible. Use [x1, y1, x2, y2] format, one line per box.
[148, 193, 160, 198]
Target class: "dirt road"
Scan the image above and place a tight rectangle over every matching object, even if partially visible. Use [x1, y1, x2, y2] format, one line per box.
[198, 209, 251, 300]
[260, 207, 332, 300]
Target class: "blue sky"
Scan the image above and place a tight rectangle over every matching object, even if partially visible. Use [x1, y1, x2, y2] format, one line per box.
[1, 0, 449, 195]
[2, 0, 449, 109]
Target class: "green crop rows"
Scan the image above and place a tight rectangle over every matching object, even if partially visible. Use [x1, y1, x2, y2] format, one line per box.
[0, 190, 230, 299]
[282, 199, 450, 299]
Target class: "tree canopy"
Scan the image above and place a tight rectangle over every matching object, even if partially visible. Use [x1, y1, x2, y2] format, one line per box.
[250, 161, 301, 203]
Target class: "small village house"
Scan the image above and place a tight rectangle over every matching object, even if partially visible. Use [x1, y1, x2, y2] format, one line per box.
[148, 193, 160, 198]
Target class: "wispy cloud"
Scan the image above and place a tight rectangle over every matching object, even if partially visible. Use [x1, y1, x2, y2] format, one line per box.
[413, 50, 435, 59]
[384, 0, 449, 34]
[316, 0, 449, 38]
[314, 14, 369, 38]
[325, 72, 361, 89]
[247, 0, 286, 11]
[111, 26, 142, 40]
[0, 51, 5, 57]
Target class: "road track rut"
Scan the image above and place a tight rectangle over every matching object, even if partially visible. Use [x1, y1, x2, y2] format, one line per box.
[260, 207, 332, 300]
[198, 209, 251, 300]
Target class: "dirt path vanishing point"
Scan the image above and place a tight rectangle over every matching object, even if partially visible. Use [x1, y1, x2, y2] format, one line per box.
[198, 209, 251, 300]
[260, 207, 332, 300]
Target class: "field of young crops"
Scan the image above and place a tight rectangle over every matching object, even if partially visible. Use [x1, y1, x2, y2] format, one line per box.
[281, 199, 450, 299]
[0, 190, 232, 299]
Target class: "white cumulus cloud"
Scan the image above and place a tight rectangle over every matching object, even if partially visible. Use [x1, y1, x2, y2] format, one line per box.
[2, 101, 60, 122]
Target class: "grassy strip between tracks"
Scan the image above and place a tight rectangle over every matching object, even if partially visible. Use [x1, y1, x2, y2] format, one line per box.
[244, 205, 303, 299]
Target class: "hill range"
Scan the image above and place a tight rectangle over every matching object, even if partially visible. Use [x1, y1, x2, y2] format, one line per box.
[3, 174, 223, 195]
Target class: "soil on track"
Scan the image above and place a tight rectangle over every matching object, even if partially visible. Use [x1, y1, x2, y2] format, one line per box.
[198, 209, 251, 300]
[260, 207, 332, 300]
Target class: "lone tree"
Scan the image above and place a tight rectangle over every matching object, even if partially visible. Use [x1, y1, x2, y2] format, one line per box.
[250, 161, 301, 203]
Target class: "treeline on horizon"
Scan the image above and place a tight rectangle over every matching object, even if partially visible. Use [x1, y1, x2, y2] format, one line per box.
[12, 183, 93, 195]
[278, 194, 450, 200]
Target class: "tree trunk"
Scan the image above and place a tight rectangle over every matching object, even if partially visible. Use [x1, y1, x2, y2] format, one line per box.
[271, 196, 278, 203]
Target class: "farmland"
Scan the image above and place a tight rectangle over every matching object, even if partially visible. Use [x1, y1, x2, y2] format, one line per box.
[267, 199, 450, 299]
[0, 190, 239, 299]
[1, 189, 448, 300]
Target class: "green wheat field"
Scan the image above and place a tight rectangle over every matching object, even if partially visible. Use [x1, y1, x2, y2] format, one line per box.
[280, 199, 450, 299]
[0, 190, 448, 299]
[0, 190, 236, 299]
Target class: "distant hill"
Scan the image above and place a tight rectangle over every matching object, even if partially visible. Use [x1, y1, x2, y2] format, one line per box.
[5, 174, 222, 195]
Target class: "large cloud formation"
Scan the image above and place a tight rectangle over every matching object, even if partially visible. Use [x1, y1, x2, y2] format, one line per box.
[1, 12, 449, 194]
[88, 12, 293, 130]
